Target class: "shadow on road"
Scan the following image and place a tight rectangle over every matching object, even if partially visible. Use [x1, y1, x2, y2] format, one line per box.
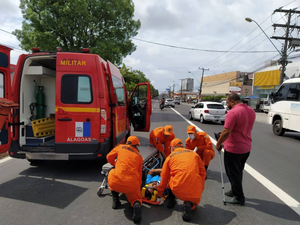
[19, 160, 105, 182]
[0, 176, 87, 209]
[246, 198, 300, 222]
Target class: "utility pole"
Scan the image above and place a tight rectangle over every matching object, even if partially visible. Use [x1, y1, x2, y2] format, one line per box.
[271, 9, 300, 84]
[173, 81, 175, 99]
[179, 79, 184, 101]
[198, 67, 209, 99]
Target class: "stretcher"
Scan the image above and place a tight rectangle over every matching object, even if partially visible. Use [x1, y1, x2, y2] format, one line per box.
[97, 145, 162, 197]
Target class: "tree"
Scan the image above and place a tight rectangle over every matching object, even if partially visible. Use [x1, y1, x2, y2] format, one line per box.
[13, 0, 140, 65]
[119, 64, 159, 98]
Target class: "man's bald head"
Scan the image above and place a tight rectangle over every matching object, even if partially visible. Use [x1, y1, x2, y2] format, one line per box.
[227, 92, 241, 102]
[226, 92, 242, 109]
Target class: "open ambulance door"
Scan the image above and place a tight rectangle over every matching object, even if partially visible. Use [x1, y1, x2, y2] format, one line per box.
[129, 82, 152, 132]
[0, 45, 12, 153]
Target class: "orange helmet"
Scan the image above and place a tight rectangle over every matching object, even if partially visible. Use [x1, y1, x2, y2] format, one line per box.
[164, 125, 173, 135]
[170, 138, 183, 147]
[126, 136, 140, 146]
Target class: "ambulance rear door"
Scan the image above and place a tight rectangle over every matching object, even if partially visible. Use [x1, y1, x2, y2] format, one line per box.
[0, 45, 12, 153]
[55, 53, 100, 153]
[129, 82, 152, 132]
[106, 61, 128, 145]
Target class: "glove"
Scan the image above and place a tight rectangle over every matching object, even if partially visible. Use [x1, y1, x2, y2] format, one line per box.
[156, 197, 164, 205]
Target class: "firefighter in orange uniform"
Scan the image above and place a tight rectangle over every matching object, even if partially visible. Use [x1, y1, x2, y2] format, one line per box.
[107, 136, 143, 223]
[185, 125, 215, 174]
[157, 138, 206, 222]
[149, 125, 175, 158]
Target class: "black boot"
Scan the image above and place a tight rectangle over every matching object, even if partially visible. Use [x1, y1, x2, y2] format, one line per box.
[132, 201, 142, 223]
[167, 189, 176, 208]
[111, 191, 121, 209]
[182, 201, 192, 222]
[205, 165, 208, 180]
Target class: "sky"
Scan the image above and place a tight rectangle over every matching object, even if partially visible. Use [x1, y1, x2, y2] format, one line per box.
[1, 0, 300, 93]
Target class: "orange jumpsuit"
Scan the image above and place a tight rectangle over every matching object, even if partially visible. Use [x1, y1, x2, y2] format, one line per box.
[185, 132, 215, 166]
[149, 127, 175, 157]
[157, 148, 206, 205]
[107, 144, 143, 206]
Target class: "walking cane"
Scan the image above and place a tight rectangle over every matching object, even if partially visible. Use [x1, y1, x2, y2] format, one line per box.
[214, 132, 226, 205]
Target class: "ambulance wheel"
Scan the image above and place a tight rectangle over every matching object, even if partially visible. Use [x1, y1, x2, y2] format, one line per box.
[97, 187, 104, 197]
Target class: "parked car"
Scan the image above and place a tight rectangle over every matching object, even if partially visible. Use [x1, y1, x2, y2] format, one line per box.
[221, 100, 229, 112]
[165, 99, 175, 108]
[189, 101, 227, 124]
[260, 99, 271, 113]
[174, 98, 180, 105]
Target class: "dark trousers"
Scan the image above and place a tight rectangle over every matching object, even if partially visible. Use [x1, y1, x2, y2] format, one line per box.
[224, 150, 250, 201]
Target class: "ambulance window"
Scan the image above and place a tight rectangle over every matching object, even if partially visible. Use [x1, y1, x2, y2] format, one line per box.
[0, 72, 4, 98]
[61, 75, 92, 104]
[112, 76, 125, 106]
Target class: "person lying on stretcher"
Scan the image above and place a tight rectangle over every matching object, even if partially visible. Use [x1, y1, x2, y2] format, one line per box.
[142, 169, 168, 205]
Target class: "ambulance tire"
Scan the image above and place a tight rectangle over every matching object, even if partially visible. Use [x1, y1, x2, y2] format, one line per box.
[97, 187, 104, 197]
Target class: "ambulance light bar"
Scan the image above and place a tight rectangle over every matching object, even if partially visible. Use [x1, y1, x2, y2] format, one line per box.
[82, 48, 90, 53]
[32, 47, 40, 53]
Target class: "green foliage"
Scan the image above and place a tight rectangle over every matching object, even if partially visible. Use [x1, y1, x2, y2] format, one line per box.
[120, 64, 158, 98]
[13, 0, 140, 65]
[202, 95, 227, 102]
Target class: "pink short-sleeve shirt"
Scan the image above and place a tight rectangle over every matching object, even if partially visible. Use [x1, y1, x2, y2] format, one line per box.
[224, 103, 256, 154]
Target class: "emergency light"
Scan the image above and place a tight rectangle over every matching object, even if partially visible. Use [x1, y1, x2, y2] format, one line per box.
[32, 47, 40, 53]
[82, 48, 90, 53]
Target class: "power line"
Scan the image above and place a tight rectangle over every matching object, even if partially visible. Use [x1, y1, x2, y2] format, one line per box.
[132, 38, 277, 53]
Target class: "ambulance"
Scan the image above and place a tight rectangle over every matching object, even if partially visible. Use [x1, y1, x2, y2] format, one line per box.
[0, 45, 152, 162]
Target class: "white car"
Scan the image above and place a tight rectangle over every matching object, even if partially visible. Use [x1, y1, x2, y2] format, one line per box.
[165, 99, 175, 107]
[189, 101, 227, 124]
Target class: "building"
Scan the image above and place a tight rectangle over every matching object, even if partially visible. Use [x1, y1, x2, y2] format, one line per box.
[253, 61, 300, 99]
[201, 71, 253, 97]
[181, 78, 194, 92]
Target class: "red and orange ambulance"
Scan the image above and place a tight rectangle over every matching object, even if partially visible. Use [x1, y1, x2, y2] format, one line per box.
[0, 45, 152, 162]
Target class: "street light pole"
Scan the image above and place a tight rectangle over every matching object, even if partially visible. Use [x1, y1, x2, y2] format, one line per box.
[245, 17, 287, 85]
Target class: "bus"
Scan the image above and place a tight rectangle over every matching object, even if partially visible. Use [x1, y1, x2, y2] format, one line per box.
[269, 78, 300, 136]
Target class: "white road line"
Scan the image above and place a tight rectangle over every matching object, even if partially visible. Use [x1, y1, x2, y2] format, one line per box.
[0, 156, 12, 164]
[171, 107, 300, 216]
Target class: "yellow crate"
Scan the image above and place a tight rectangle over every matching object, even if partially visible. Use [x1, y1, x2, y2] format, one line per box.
[31, 117, 55, 137]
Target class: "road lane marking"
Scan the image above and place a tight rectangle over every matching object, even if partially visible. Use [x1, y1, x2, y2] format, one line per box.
[171, 107, 300, 216]
[0, 156, 12, 164]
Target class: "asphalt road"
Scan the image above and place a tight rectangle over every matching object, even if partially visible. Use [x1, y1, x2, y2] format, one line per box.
[0, 101, 299, 225]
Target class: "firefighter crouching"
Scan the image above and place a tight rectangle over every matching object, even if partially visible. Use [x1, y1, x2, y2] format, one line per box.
[149, 125, 175, 159]
[156, 138, 206, 222]
[106, 136, 143, 223]
[185, 125, 215, 175]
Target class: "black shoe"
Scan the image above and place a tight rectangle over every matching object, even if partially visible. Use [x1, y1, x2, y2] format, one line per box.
[227, 196, 245, 206]
[167, 198, 177, 208]
[112, 199, 121, 209]
[132, 201, 142, 223]
[182, 201, 192, 222]
[225, 190, 233, 197]
[111, 191, 120, 209]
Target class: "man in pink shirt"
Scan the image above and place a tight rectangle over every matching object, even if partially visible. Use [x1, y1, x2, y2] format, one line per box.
[215, 93, 255, 205]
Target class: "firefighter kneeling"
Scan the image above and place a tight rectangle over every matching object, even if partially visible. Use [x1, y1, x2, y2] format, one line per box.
[185, 125, 215, 177]
[107, 136, 143, 223]
[156, 138, 206, 222]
